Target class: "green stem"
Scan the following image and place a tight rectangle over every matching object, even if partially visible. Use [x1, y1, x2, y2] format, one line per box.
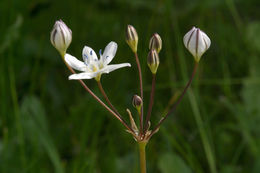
[134, 52, 144, 135]
[138, 141, 147, 173]
[144, 74, 156, 132]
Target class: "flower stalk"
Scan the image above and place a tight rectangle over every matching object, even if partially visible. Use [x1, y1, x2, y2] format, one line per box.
[134, 52, 144, 135]
[97, 81, 121, 117]
[144, 74, 156, 132]
[149, 62, 199, 137]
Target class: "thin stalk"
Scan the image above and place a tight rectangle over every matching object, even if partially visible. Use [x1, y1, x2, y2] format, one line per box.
[138, 141, 147, 173]
[97, 81, 134, 137]
[97, 81, 121, 117]
[149, 62, 198, 137]
[134, 52, 144, 135]
[62, 58, 135, 136]
[144, 74, 156, 132]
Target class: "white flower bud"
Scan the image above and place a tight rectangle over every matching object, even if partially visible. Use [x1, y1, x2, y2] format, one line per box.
[183, 27, 211, 62]
[147, 49, 159, 74]
[50, 20, 72, 56]
[126, 25, 138, 53]
[149, 33, 162, 53]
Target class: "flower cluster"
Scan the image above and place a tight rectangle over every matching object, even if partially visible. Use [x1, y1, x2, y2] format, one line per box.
[50, 20, 211, 141]
[51, 19, 211, 173]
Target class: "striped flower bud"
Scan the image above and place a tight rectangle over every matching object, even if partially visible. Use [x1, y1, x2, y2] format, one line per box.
[183, 27, 211, 62]
[50, 20, 72, 56]
[125, 25, 138, 53]
[132, 94, 142, 111]
[147, 49, 159, 74]
[149, 33, 162, 53]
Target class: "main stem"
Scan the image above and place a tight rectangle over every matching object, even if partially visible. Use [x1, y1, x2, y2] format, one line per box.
[138, 141, 147, 173]
[149, 62, 198, 137]
[134, 52, 144, 135]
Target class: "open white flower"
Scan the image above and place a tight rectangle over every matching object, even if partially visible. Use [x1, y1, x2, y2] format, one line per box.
[65, 41, 131, 81]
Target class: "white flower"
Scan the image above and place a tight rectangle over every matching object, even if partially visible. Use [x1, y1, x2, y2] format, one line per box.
[183, 27, 211, 62]
[50, 20, 72, 56]
[65, 41, 131, 81]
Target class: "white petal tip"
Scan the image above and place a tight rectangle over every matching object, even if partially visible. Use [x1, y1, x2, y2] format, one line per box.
[68, 74, 80, 80]
[68, 76, 74, 80]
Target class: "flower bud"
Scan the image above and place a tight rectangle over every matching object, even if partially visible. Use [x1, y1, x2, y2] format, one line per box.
[149, 33, 162, 53]
[50, 20, 72, 56]
[183, 27, 211, 62]
[132, 95, 142, 111]
[125, 25, 138, 53]
[147, 49, 159, 74]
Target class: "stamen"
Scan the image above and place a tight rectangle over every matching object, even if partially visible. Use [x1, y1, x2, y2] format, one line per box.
[90, 50, 93, 55]
[92, 65, 98, 72]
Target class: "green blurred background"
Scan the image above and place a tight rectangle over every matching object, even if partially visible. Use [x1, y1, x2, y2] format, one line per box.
[1, 0, 260, 172]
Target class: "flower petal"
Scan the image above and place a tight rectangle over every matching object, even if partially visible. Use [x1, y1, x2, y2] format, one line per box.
[186, 28, 197, 58]
[64, 54, 87, 71]
[101, 41, 118, 65]
[82, 46, 98, 65]
[183, 27, 196, 49]
[68, 72, 98, 80]
[99, 63, 131, 74]
[201, 31, 211, 50]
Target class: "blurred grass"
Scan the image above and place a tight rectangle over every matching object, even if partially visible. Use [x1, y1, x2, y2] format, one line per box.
[0, 0, 260, 172]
